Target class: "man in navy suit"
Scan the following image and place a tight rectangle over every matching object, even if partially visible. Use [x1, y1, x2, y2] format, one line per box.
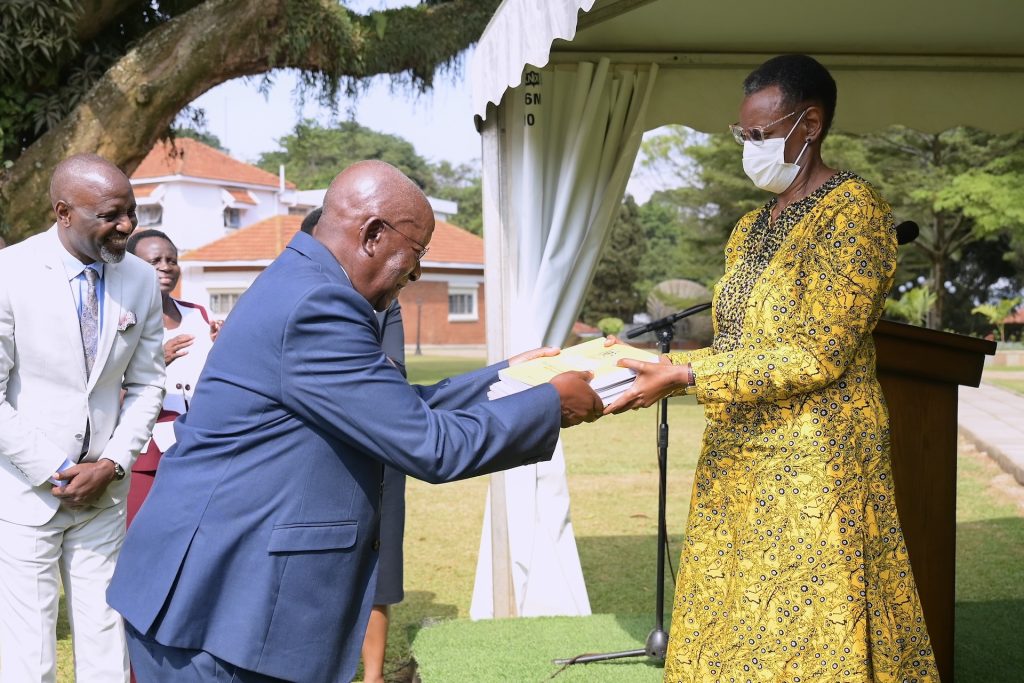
[107, 160, 603, 682]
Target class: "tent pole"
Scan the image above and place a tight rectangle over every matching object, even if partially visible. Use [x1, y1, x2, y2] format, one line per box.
[481, 105, 517, 618]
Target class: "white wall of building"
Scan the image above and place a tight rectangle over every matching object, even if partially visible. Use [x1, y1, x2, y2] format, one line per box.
[179, 263, 266, 317]
[133, 178, 285, 251]
[160, 182, 227, 250]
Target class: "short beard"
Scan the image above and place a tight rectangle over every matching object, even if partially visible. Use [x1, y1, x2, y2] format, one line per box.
[99, 244, 126, 264]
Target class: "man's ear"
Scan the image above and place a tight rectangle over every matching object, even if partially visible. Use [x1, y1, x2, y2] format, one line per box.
[54, 200, 72, 227]
[360, 218, 385, 257]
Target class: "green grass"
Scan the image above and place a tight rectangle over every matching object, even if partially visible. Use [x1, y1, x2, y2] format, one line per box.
[982, 362, 1024, 395]
[985, 378, 1024, 396]
[46, 355, 1023, 682]
[413, 615, 665, 682]
[406, 355, 487, 385]
[954, 443, 1024, 681]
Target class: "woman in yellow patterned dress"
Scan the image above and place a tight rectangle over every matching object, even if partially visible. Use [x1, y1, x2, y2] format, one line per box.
[606, 55, 939, 682]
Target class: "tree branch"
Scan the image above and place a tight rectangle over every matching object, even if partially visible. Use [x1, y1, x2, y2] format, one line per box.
[75, 0, 143, 44]
[1, 0, 500, 238]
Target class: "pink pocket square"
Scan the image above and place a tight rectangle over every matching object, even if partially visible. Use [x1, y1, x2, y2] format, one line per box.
[117, 311, 137, 331]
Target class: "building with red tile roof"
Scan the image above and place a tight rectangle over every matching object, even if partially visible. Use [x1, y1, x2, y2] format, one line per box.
[133, 137, 296, 189]
[129, 138, 315, 252]
[130, 137, 461, 254]
[179, 217, 486, 348]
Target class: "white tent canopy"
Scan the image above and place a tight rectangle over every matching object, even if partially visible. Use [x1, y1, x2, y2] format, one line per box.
[473, 0, 1024, 134]
[469, 0, 1024, 620]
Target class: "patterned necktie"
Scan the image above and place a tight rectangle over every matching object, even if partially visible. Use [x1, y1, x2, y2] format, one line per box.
[80, 267, 99, 376]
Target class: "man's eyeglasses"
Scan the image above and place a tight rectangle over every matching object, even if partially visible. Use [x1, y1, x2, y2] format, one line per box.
[729, 109, 801, 146]
[380, 218, 429, 262]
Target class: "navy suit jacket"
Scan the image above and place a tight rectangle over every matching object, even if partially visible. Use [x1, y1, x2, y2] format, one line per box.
[108, 232, 561, 682]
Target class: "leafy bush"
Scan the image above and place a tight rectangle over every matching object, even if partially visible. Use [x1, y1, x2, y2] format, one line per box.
[596, 317, 624, 336]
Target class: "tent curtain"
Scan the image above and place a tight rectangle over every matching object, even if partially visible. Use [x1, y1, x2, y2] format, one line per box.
[470, 58, 659, 618]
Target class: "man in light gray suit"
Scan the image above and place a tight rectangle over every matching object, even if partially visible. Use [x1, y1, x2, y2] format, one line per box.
[0, 154, 165, 682]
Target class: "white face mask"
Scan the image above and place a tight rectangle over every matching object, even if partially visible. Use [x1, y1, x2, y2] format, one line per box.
[742, 109, 810, 194]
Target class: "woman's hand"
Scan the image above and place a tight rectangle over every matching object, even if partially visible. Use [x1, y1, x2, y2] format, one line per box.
[508, 346, 560, 366]
[164, 334, 194, 365]
[209, 319, 224, 342]
[603, 357, 689, 415]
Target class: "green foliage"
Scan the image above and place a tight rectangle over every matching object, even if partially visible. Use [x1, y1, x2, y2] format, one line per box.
[169, 126, 226, 152]
[885, 287, 936, 326]
[0, 0, 494, 165]
[257, 118, 436, 191]
[0, 0, 203, 162]
[579, 195, 646, 324]
[971, 297, 1021, 342]
[937, 235, 1023, 336]
[596, 317, 624, 336]
[0, 0, 80, 82]
[637, 123, 1024, 333]
[635, 127, 759, 293]
[648, 288, 698, 311]
[633, 199, 686, 293]
[254, 119, 484, 233]
[934, 147, 1024, 271]
[431, 160, 482, 234]
[854, 126, 1024, 327]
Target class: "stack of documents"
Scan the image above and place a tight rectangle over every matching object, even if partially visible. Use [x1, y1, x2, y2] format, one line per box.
[488, 338, 659, 406]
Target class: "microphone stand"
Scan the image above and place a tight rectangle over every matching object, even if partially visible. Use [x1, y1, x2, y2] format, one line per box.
[553, 302, 711, 668]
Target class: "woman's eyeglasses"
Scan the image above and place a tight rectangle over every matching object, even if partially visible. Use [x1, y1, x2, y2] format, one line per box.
[729, 109, 801, 146]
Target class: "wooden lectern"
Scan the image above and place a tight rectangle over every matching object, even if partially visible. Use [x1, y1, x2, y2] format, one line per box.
[872, 320, 996, 682]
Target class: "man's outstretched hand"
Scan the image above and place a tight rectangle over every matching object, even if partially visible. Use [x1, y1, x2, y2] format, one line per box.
[550, 370, 603, 427]
[508, 346, 560, 366]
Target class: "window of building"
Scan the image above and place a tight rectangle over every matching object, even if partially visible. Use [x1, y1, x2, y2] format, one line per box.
[448, 285, 478, 322]
[209, 290, 243, 315]
[137, 205, 163, 227]
[223, 208, 243, 229]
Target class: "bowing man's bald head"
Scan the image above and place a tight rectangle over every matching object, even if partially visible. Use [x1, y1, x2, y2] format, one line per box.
[314, 160, 434, 312]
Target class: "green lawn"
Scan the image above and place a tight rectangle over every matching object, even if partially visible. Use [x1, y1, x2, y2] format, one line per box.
[953, 440, 1024, 680]
[46, 355, 1023, 681]
[985, 378, 1024, 396]
[405, 354, 487, 385]
[982, 363, 1024, 396]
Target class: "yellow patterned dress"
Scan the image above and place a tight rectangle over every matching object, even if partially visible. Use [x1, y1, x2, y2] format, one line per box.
[663, 172, 939, 682]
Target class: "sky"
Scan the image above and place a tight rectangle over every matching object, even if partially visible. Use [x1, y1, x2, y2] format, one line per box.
[189, 0, 665, 201]
[191, 64, 481, 169]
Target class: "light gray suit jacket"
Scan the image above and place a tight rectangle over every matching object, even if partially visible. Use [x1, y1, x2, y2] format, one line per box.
[0, 226, 165, 526]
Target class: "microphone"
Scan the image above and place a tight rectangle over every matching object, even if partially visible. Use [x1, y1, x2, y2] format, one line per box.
[627, 302, 712, 339]
[896, 221, 919, 246]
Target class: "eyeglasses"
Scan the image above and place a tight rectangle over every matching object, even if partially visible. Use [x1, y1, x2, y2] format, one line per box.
[380, 218, 429, 262]
[729, 109, 801, 146]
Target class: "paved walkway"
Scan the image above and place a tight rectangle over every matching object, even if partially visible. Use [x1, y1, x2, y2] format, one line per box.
[958, 379, 1024, 486]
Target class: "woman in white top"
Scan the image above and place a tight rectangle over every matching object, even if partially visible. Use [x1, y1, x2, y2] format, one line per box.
[125, 229, 220, 525]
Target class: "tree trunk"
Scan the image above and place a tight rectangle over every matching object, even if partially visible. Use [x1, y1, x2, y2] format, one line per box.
[0, 0, 499, 241]
[930, 256, 945, 330]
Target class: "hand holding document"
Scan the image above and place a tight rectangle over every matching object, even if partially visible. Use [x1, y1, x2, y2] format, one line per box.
[489, 337, 659, 407]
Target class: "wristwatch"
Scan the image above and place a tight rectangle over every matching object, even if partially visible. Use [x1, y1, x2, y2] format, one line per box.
[101, 458, 126, 480]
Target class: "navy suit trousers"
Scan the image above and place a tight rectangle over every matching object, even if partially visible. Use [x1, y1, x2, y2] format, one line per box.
[126, 624, 290, 683]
